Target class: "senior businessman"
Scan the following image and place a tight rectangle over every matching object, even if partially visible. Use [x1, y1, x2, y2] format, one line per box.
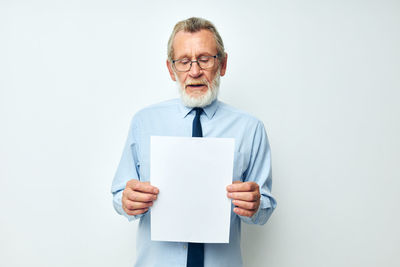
[111, 17, 276, 267]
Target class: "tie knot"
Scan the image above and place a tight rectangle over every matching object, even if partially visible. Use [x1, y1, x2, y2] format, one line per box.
[193, 107, 203, 116]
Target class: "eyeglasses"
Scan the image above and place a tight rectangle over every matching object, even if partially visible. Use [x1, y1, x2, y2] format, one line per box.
[172, 55, 218, 72]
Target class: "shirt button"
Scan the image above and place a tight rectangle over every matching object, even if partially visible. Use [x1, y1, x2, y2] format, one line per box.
[183, 245, 187, 249]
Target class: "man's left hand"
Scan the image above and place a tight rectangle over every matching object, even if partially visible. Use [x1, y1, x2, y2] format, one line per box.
[227, 181, 261, 217]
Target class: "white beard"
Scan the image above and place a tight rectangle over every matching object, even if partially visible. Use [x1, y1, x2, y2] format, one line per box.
[176, 69, 220, 108]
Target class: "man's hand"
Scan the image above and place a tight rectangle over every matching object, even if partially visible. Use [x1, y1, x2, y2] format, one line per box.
[122, 179, 159, 216]
[227, 181, 261, 217]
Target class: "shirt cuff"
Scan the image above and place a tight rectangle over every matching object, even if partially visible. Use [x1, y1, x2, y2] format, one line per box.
[239, 195, 273, 225]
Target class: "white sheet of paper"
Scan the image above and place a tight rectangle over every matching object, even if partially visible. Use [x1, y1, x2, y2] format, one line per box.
[150, 136, 234, 243]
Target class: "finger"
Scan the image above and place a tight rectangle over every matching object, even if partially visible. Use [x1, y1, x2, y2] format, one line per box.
[127, 180, 159, 194]
[124, 208, 149, 216]
[233, 207, 255, 217]
[232, 199, 258, 210]
[226, 182, 258, 192]
[126, 190, 158, 202]
[227, 191, 260, 201]
[124, 200, 154, 211]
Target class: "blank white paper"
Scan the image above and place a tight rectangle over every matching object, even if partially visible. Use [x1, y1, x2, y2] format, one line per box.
[150, 136, 234, 243]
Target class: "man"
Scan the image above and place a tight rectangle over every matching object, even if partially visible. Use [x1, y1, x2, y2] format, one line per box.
[111, 17, 276, 267]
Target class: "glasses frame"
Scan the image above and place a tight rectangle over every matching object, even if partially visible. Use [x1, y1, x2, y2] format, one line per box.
[172, 55, 218, 72]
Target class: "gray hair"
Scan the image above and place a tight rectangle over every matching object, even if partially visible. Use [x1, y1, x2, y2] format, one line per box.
[167, 17, 226, 63]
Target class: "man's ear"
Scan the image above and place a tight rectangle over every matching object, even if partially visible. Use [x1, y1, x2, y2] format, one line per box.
[166, 60, 177, 81]
[219, 53, 228, 77]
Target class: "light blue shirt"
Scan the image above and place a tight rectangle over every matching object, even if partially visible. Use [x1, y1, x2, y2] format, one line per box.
[111, 99, 276, 267]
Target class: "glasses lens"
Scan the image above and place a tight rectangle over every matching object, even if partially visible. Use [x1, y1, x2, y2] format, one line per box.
[198, 56, 214, 69]
[175, 59, 191, 72]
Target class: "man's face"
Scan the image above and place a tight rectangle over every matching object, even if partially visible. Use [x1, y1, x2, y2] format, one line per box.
[167, 30, 227, 105]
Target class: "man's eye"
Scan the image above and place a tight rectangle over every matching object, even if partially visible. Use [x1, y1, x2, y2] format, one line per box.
[198, 57, 210, 63]
[180, 59, 190, 65]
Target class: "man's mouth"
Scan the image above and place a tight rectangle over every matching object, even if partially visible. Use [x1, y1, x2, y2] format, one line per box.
[186, 83, 207, 89]
[187, 84, 205, 87]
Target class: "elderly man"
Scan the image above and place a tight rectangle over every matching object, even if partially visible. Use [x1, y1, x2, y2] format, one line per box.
[111, 17, 276, 267]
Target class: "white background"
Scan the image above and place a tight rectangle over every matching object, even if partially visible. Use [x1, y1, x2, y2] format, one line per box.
[1, 1, 399, 266]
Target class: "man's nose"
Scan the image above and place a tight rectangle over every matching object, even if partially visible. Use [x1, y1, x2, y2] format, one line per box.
[189, 61, 202, 77]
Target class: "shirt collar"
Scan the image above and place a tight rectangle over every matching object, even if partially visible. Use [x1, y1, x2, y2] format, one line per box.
[179, 99, 219, 119]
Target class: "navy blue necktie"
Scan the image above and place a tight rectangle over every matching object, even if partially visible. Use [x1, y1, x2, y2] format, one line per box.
[192, 108, 203, 138]
[187, 107, 204, 267]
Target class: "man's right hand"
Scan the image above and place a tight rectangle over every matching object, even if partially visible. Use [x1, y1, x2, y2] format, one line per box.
[122, 179, 159, 216]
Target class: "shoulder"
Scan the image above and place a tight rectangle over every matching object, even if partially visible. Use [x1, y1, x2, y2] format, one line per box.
[217, 101, 263, 127]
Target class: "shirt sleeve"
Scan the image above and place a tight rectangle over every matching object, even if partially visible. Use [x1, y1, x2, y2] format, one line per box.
[111, 116, 147, 221]
[239, 121, 277, 225]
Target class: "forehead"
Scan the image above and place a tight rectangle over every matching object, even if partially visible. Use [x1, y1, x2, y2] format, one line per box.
[173, 29, 217, 58]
